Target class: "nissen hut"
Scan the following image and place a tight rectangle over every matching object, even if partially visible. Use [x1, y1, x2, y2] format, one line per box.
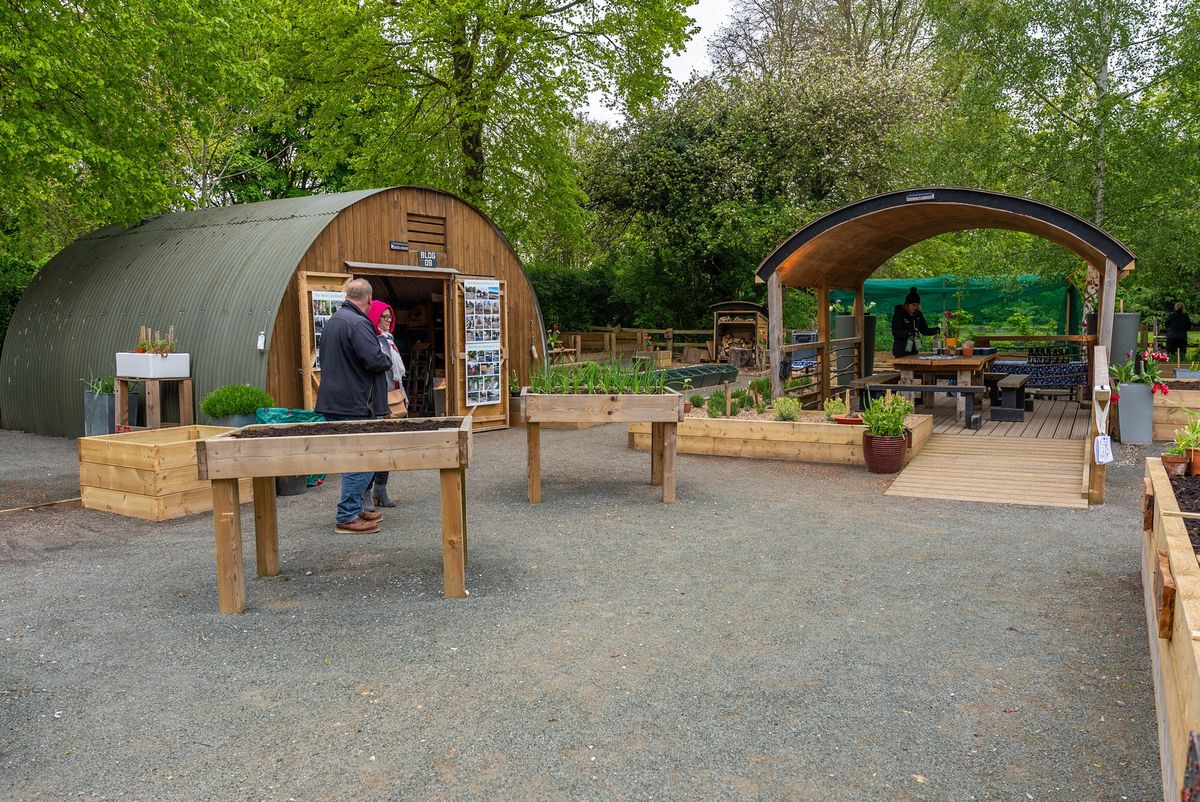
[1, 187, 547, 436]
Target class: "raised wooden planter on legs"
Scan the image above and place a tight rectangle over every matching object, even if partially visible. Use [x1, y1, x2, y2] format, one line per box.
[197, 416, 472, 614]
[1143, 458, 1200, 799]
[521, 388, 684, 503]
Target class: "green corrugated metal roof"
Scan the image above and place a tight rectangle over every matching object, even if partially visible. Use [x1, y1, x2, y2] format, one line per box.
[0, 189, 387, 437]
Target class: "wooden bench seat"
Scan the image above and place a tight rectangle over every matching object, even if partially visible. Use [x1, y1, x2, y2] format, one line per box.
[851, 371, 900, 411]
[991, 374, 1032, 422]
[866, 383, 986, 430]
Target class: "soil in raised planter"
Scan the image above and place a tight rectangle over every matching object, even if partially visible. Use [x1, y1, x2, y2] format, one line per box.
[1168, 475, 1200, 549]
[231, 419, 455, 438]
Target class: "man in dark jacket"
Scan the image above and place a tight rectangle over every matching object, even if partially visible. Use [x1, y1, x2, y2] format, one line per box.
[316, 278, 393, 534]
[891, 286, 940, 358]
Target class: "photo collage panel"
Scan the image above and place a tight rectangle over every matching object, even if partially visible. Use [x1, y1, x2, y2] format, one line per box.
[311, 290, 346, 371]
[463, 280, 502, 406]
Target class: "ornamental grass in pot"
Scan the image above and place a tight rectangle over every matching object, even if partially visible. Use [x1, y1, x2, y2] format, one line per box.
[200, 384, 275, 428]
[861, 390, 914, 474]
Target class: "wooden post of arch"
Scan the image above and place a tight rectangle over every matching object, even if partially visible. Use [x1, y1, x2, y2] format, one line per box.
[816, 281, 831, 401]
[768, 272, 784, 400]
[1098, 258, 1119, 357]
[854, 280, 866, 380]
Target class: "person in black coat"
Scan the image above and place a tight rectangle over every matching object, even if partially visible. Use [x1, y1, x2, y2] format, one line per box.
[1165, 302, 1192, 361]
[315, 278, 393, 534]
[891, 286, 940, 357]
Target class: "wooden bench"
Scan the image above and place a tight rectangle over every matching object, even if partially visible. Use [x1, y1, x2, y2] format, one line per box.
[984, 371, 1004, 404]
[866, 383, 985, 430]
[991, 374, 1031, 422]
[850, 371, 900, 410]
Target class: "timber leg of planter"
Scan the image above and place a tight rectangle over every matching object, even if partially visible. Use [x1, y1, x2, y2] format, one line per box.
[662, 422, 677, 503]
[527, 423, 541, 503]
[651, 423, 664, 486]
[252, 476, 279, 577]
[440, 468, 467, 599]
[212, 478, 245, 614]
[459, 469, 468, 567]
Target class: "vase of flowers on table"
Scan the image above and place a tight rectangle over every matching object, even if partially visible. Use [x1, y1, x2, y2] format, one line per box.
[942, 310, 972, 349]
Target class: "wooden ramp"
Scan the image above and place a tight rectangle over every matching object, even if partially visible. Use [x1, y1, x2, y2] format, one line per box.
[885, 434, 1087, 509]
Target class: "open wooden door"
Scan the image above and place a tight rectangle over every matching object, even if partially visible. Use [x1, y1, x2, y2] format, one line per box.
[449, 276, 509, 430]
[298, 272, 349, 410]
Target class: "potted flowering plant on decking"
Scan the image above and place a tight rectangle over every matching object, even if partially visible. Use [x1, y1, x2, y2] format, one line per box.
[1110, 349, 1169, 445]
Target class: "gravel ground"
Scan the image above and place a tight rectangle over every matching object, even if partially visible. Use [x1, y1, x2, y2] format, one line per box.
[0, 425, 1160, 800]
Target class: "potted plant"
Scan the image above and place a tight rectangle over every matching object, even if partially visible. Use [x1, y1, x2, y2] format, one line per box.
[508, 371, 524, 427]
[1163, 444, 1190, 476]
[1176, 348, 1200, 380]
[942, 309, 972, 349]
[961, 339, 975, 358]
[861, 390, 914, 473]
[116, 325, 190, 379]
[1110, 350, 1169, 445]
[81, 375, 117, 436]
[200, 384, 275, 428]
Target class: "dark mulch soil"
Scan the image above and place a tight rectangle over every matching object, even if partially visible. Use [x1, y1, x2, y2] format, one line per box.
[1169, 474, 1200, 547]
[231, 418, 456, 438]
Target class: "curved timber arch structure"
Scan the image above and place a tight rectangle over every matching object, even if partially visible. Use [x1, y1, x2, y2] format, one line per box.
[755, 187, 1136, 398]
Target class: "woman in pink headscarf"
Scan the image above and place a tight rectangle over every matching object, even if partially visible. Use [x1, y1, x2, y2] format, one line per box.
[365, 300, 407, 508]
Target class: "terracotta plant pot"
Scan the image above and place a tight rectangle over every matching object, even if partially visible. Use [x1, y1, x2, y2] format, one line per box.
[961, 344, 974, 357]
[684, 401, 693, 413]
[1163, 454, 1190, 477]
[1188, 447, 1200, 476]
[862, 432, 908, 474]
[832, 413, 862, 425]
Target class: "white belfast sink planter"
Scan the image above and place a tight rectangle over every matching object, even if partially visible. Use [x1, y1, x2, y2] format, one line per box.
[115, 352, 191, 379]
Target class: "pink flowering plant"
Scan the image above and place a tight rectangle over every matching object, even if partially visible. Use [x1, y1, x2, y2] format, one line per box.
[1109, 349, 1170, 398]
[546, 325, 561, 349]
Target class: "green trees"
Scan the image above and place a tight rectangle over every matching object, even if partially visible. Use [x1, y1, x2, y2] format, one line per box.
[281, 0, 693, 251]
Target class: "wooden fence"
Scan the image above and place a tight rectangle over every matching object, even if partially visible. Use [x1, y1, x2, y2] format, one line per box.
[558, 326, 713, 362]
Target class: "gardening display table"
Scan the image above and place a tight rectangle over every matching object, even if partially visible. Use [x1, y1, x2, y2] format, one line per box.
[891, 354, 997, 425]
[196, 416, 472, 614]
[115, 376, 194, 430]
[521, 388, 684, 503]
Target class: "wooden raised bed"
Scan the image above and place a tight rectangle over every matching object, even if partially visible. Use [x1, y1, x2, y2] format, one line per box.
[1143, 458, 1200, 799]
[196, 416, 471, 614]
[79, 426, 251, 521]
[521, 387, 684, 503]
[627, 414, 933, 465]
[1153, 382, 1200, 441]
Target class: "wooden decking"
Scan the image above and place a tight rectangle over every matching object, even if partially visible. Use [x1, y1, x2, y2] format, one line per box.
[924, 394, 1091, 439]
[885, 434, 1087, 509]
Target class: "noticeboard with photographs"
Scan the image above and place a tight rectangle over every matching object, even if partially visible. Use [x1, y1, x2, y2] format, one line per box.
[311, 290, 346, 371]
[462, 280, 502, 406]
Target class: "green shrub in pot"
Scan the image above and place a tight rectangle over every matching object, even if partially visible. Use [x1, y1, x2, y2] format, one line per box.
[861, 391, 913, 436]
[200, 384, 275, 427]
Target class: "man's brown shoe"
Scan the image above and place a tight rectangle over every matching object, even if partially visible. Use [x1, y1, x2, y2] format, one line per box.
[358, 510, 383, 522]
[335, 518, 379, 535]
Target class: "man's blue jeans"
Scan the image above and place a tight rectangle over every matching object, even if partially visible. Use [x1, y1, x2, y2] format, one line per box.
[322, 413, 373, 525]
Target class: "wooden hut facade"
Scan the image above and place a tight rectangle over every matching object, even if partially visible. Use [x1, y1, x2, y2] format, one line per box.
[0, 187, 546, 437]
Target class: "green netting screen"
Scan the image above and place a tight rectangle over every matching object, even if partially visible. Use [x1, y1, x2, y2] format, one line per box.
[830, 275, 1082, 336]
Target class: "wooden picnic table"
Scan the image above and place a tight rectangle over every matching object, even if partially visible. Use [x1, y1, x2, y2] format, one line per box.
[891, 353, 998, 424]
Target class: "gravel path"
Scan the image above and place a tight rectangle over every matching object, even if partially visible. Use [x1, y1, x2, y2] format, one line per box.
[0, 425, 1159, 800]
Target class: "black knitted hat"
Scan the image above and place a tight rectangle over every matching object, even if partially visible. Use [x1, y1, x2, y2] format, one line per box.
[904, 286, 920, 305]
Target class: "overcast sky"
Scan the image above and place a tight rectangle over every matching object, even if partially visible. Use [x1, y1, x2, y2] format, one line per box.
[583, 0, 733, 124]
